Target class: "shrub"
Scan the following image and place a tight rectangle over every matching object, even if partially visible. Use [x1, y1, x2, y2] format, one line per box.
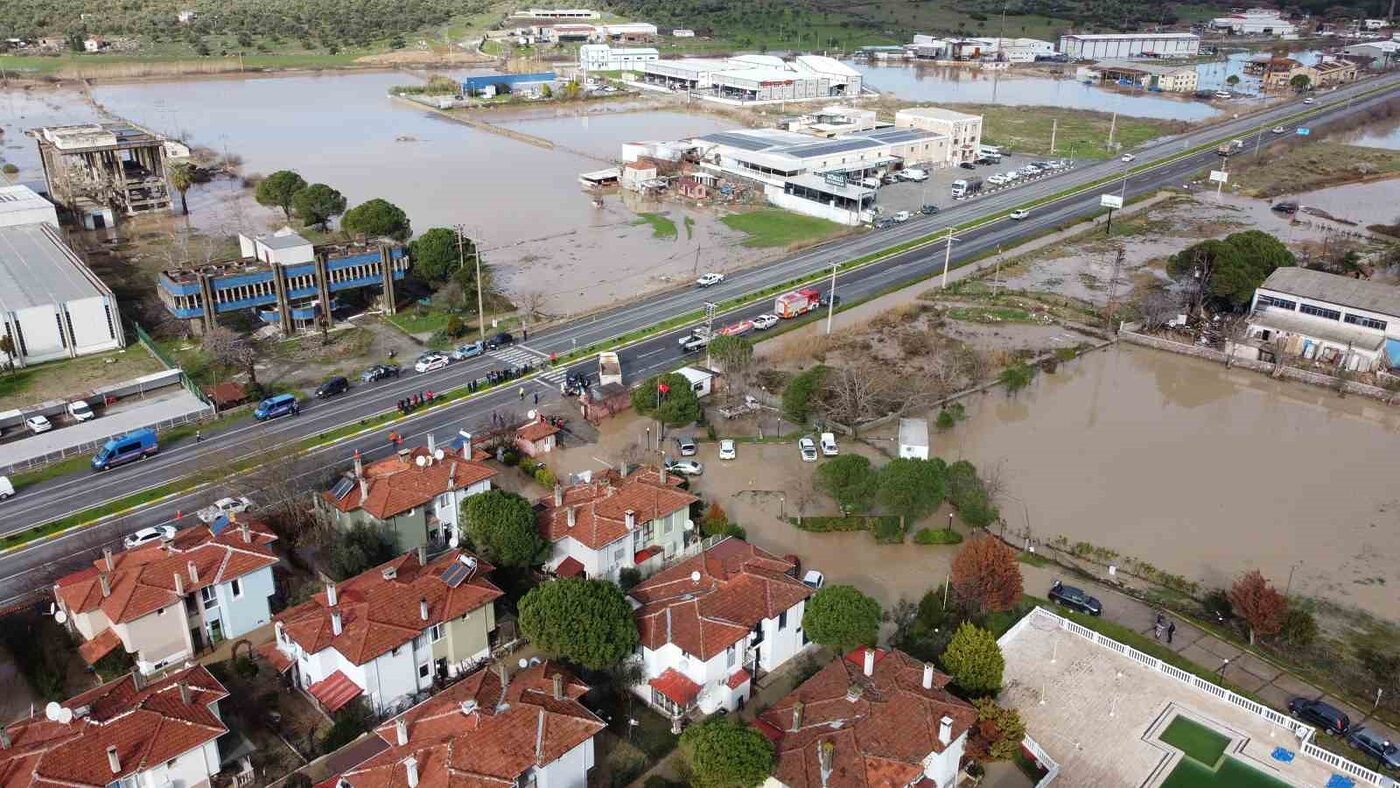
[999, 362, 1034, 393]
[501, 449, 521, 466]
[534, 466, 557, 488]
[941, 622, 1004, 696]
[1053, 346, 1077, 362]
[915, 528, 964, 545]
[1279, 606, 1318, 648]
[935, 409, 956, 430]
[803, 585, 882, 651]
[618, 568, 642, 592]
[1, 164, 17, 174]
[782, 365, 827, 424]
[873, 517, 905, 544]
[607, 741, 649, 787]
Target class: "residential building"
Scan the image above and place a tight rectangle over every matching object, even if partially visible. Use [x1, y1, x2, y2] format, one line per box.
[1058, 32, 1200, 59]
[319, 432, 497, 553]
[1311, 58, 1359, 86]
[157, 227, 408, 335]
[512, 7, 600, 19]
[621, 159, 659, 191]
[629, 538, 813, 717]
[325, 662, 604, 788]
[1239, 267, 1400, 371]
[894, 107, 983, 164]
[515, 417, 560, 457]
[1343, 39, 1399, 68]
[578, 43, 658, 71]
[266, 548, 502, 714]
[1095, 60, 1200, 92]
[1210, 9, 1299, 37]
[0, 665, 230, 788]
[0, 222, 126, 368]
[898, 417, 929, 459]
[54, 518, 278, 674]
[28, 123, 172, 222]
[755, 647, 977, 788]
[788, 106, 879, 137]
[537, 467, 697, 581]
[0, 184, 59, 228]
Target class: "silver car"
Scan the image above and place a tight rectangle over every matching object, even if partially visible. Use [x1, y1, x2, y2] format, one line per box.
[798, 437, 818, 462]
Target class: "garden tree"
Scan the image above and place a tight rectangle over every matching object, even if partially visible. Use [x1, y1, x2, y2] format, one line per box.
[341, 197, 411, 241]
[1228, 569, 1287, 644]
[1225, 74, 1241, 87]
[518, 578, 639, 669]
[1167, 230, 1295, 312]
[706, 334, 753, 374]
[876, 457, 947, 528]
[0, 334, 15, 373]
[678, 717, 774, 788]
[823, 361, 895, 425]
[254, 170, 307, 218]
[967, 698, 1026, 761]
[461, 489, 545, 568]
[201, 326, 261, 388]
[802, 584, 881, 652]
[630, 372, 701, 426]
[1290, 73, 1312, 93]
[950, 534, 1023, 614]
[816, 454, 878, 514]
[291, 183, 347, 231]
[945, 460, 999, 528]
[169, 162, 194, 216]
[940, 622, 1004, 696]
[782, 365, 827, 424]
[329, 524, 398, 580]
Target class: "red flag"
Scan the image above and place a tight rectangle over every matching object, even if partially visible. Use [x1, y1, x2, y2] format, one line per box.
[657, 382, 670, 394]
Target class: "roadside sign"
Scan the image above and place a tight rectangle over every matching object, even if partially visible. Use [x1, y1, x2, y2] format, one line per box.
[1209, 170, 1229, 183]
[1100, 194, 1123, 210]
[1296, 127, 1311, 136]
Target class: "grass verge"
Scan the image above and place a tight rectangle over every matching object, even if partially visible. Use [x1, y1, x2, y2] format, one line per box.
[722, 209, 846, 248]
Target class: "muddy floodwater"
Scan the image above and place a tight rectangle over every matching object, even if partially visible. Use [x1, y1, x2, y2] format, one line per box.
[903, 343, 1400, 619]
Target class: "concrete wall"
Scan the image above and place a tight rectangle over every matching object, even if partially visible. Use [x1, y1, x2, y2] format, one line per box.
[535, 738, 594, 788]
[764, 188, 865, 226]
[211, 566, 275, 640]
[116, 601, 192, 672]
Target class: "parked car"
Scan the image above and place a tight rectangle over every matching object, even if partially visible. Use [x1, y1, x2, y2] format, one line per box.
[921, 204, 940, 215]
[1271, 201, 1299, 214]
[0, 475, 14, 501]
[696, 272, 725, 287]
[1271, 126, 1286, 134]
[959, 161, 976, 170]
[1288, 698, 1351, 736]
[900, 168, 928, 182]
[1048, 580, 1102, 615]
[1009, 209, 1030, 220]
[664, 458, 704, 476]
[1121, 153, 1136, 162]
[360, 363, 400, 383]
[25, 415, 52, 434]
[874, 217, 896, 229]
[819, 432, 839, 456]
[315, 375, 350, 398]
[415, 353, 450, 373]
[254, 393, 300, 421]
[752, 313, 779, 331]
[860, 177, 881, 189]
[123, 525, 176, 549]
[802, 570, 825, 589]
[451, 341, 484, 360]
[487, 332, 514, 350]
[798, 437, 818, 462]
[674, 435, 698, 457]
[197, 496, 255, 524]
[893, 210, 911, 223]
[988, 174, 1007, 186]
[718, 439, 736, 460]
[92, 428, 159, 471]
[819, 294, 841, 308]
[1346, 728, 1400, 770]
[68, 400, 95, 422]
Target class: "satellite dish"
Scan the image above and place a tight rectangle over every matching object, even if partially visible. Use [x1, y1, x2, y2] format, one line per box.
[683, 521, 695, 531]
[415, 455, 428, 467]
[518, 658, 529, 669]
[54, 609, 68, 625]
[528, 657, 542, 666]
[448, 534, 460, 548]
[44, 702, 61, 722]
[690, 570, 701, 584]
[526, 409, 538, 420]
[57, 708, 73, 724]
[434, 449, 445, 461]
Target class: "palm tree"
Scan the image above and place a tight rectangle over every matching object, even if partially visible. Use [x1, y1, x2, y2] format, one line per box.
[169, 162, 194, 216]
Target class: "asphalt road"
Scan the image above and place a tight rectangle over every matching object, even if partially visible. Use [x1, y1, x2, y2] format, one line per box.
[0, 76, 1396, 604]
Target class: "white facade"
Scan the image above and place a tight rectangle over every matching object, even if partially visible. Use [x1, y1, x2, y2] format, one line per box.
[578, 43, 658, 71]
[278, 623, 439, 714]
[132, 739, 222, 788]
[547, 507, 688, 581]
[1058, 32, 1200, 59]
[895, 107, 983, 164]
[534, 738, 594, 788]
[432, 478, 492, 537]
[899, 417, 930, 459]
[513, 8, 599, 19]
[1211, 9, 1299, 36]
[791, 55, 863, 95]
[0, 185, 59, 228]
[675, 366, 713, 398]
[238, 227, 315, 265]
[1344, 40, 1399, 66]
[1243, 269, 1400, 371]
[971, 36, 1056, 62]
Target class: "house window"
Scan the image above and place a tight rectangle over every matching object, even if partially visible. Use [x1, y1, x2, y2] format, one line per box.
[199, 586, 217, 610]
[1299, 303, 1341, 321]
[726, 645, 737, 668]
[778, 611, 788, 630]
[230, 578, 243, 598]
[418, 662, 430, 679]
[430, 624, 445, 643]
[614, 547, 625, 563]
[1257, 294, 1296, 311]
[1345, 313, 1388, 331]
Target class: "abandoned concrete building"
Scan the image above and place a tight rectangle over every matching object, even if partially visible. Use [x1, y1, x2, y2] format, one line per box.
[28, 123, 174, 227]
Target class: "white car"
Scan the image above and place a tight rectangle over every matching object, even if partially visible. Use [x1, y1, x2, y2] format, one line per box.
[802, 570, 825, 590]
[696, 272, 724, 287]
[415, 353, 450, 373]
[798, 437, 818, 462]
[197, 495, 255, 524]
[0, 475, 13, 501]
[718, 439, 736, 460]
[892, 211, 911, 223]
[1009, 209, 1030, 220]
[1271, 126, 1286, 134]
[819, 432, 839, 456]
[988, 174, 1007, 186]
[752, 314, 779, 330]
[1302, 97, 1315, 104]
[900, 168, 928, 182]
[665, 458, 704, 476]
[123, 525, 177, 549]
[25, 415, 52, 434]
[68, 400, 95, 422]
[1121, 153, 1136, 163]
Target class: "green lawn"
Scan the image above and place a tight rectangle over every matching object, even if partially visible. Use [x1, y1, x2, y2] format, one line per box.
[947, 306, 1034, 323]
[958, 103, 1192, 158]
[1160, 757, 1292, 788]
[634, 212, 678, 240]
[1159, 716, 1229, 767]
[721, 209, 847, 249]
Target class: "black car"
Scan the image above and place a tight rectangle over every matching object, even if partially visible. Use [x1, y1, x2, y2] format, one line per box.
[487, 332, 515, 350]
[873, 217, 896, 229]
[1048, 580, 1102, 616]
[959, 161, 977, 170]
[920, 204, 940, 215]
[315, 375, 350, 398]
[1346, 728, 1400, 771]
[1271, 201, 1299, 214]
[360, 364, 400, 383]
[819, 294, 842, 308]
[1288, 698, 1351, 736]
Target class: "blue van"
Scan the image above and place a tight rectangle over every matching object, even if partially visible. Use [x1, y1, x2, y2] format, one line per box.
[91, 428, 159, 471]
[254, 393, 300, 421]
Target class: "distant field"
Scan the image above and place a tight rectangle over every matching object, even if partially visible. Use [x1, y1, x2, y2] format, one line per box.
[950, 103, 1190, 159]
[1229, 141, 1400, 197]
[721, 209, 850, 249]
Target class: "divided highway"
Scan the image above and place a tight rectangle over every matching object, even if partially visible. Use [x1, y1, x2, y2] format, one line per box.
[0, 75, 1396, 603]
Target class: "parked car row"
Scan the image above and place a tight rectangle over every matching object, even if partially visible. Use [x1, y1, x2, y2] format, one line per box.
[987, 160, 1070, 188]
[15, 399, 101, 437]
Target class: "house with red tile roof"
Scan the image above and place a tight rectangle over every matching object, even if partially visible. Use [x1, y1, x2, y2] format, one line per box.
[267, 548, 502, 715]
[320, 432, 497, 554]
[322, 661, 605, 788]
[755, 647, 978, 788]
[514, 416, 560, 458]
[0, 664, 230, 788]
[536, 467, 697, 582]
[54, 518, 279, 675]
[627, 537, 814, 718]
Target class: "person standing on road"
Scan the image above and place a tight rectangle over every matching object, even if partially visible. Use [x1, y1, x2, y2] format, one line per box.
[1167, 621, 1176, 644]
[195, 430, 203, 443]
[522, 327, 528, 341]
[533, 392, 539, 405]
[518, 386, 525, 400]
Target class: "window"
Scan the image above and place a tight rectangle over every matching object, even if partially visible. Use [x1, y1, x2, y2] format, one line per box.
[778, 611, 788, 630]
[1257, 294, 1296, 311]
[1299, 303, 1341, 321]
[418, 662, 431, 679]
[614, 547, 624, 562]
[1345, 313, 1388, 331]
[230, 578, 242, 598]
[199, 586, 217, 610]
[430, 624, 445, 643]
[727, 645, 737, 668]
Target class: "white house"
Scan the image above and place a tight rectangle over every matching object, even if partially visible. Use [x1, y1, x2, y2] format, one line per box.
[899, 417, 929, 459]
[578, 43, 659, 71]
[675, 365, 715, 398]
[629, 538, 814, 717]
[1240, 267, 1400, 371]
[327, 662, 605, 788]
[267, 549, 501, 715]
[757, 647, 977, 788]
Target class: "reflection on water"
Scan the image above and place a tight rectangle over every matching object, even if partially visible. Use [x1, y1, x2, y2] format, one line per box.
[1334, 114, 1400, 151]
[0, 87, 105, 184]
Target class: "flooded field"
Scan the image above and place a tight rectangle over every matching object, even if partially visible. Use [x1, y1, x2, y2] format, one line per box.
[1334, 114, 1400, 151]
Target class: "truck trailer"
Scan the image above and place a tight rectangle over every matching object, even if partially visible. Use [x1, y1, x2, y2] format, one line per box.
[951, 177, 983, 199]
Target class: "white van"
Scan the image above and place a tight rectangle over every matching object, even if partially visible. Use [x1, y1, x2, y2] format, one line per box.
[0, 475, 13, 501]
[900, 168, 928, 182]
[68, 400, 95, 422]
[860, 177, 881, 190]
[819, 432, 839, 456]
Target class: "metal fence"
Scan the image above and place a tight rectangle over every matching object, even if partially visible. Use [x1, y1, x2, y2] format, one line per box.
[1021, 734, 1061, 787]
[132, 322, 213, 408]
[0, 410, 210, 476]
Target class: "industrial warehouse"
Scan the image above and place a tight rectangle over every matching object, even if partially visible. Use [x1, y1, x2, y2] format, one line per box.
[636, 53, 865, 104]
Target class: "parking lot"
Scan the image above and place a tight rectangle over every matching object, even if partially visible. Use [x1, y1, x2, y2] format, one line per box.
[870, 153, 1081, 223]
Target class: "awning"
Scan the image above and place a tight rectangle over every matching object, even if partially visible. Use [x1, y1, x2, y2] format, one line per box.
[648, 669, 702, 708]
[555, 556, 586, 579]
[727, 668, 751, 690]
[634, 546, 663, 565]
[78, 629, 122, 665]
[307, 670, 364, 713]
[258, 641, 294, 673]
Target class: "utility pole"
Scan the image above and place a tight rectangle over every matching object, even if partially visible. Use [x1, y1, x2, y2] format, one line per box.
[703, 301, 717, 368]
[825, 262, 838, 334]
[940, 227, 961, 289]
[1253, 126, 1264, 157]
[1105, 246, 1125, 329]
[1049, 118, 1058, 155]
[1106, 111, 1117, 152]
[455, 225, 486, 342]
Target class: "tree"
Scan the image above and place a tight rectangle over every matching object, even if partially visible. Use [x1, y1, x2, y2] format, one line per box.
[254, 170, 307, 218]
[461, 490, 544, 568]
[945, 460, 999, 528]
[802, 584, 881, 652]
[201, 326, 261, 388]
[707, 335, 753, 373]
[1168, 230, 1295, 312]
[1228, 569, 1287, 644]
[817, 454, 878, 514]
[941, 622, 1004, 696]
[967, 698, 1026, 761]
[169, 162, 194, 216]
[518, 579, 639, 669]
[876, 457, 946, 528]
[291, 183, 346, 231]
[1289, 73, 1312, 93]
[411, 227, 469, 284]
[0, 334, 15, 373]
[782, 365, 826, 424]
[329, 525, 398, 580]
[950, 534, 1023, 614]
[1225, 74, 1240, 87]
[678, 717, 774, 788]
[631, 373, 701, 426]
[341, 197, 411, 241]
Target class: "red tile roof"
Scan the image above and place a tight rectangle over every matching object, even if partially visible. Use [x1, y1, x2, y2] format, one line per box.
[76, 629, 122, 665]
[309, 671, 365, 713]
[0, 665, 228, 788]
[54, 519, 278, 626]
[276, 550, 501, 666]
[328, 663, 604, 788]
[554, 556, 586, 579]
[515, 419, 559, 444]
[630, 538, 812, 660]
[756, 647, 977, 788]
[727, 668, 751, 690]
[537, 468, 696, 551]
[258, 641, 294, 673]
[325, 445, 497, 521]
[648, 669, 702, 708]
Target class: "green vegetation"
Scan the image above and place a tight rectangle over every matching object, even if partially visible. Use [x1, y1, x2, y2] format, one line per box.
[999, 362, 1035, 393]
[1159, 716, 1228, 766]
[803, 585, 882, 652]
[461, 490, 545, 568]
[876, 457, 946, 527]
[1230, 141, 1400, 198]
[915, 527, 964, 545]
[721, 209, 846, 249]
[518, 579, 639, 669]
[781, 365, 826, 424]
[631, 372, 701, 426]
[329, 524, 398, 580]
[942, 622, 1004, 695]
[678, 718, 775, 788]
[790, 515, 901, 534]
[634, 212, 678, 240]
[291, 183, 347, 231]
[1167, 230, 1294, 311]
[962, 104, 1189, 160]
[946, 460, 999, 527]
[341, 198, 411, 241]
[817, 455, 878, 514]
[947, 306, 1033, 323]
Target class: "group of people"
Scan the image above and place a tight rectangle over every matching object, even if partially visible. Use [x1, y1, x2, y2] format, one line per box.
[397, 391, 436, 415]
[471, 363, 533, 394]
[1154, 612, 1177, 644]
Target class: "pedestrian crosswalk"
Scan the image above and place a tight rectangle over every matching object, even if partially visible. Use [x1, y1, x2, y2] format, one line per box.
[489, 345, 568, 386]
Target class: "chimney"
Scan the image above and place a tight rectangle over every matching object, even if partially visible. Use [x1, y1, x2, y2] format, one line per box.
[922, 662, 935, 690]
[938, 715, 954, 746]
[131, 670, 145, 691]
[187, 560, 199, 585]
[178, 682, 191, 705]
[99, 573, 111, 598]
[495, 662, 510, 711]
[427, 433, 437, 456]
[103, 547, 114, 571]
[845, 683, 864, 703]
[790, 700, 804, 732]
[416, 544, 427, 566]
[353, 451, 364, 479]
[552, 672, 564, 700]
[624, 509, 636, 530]
[403, 756, 419, 788]
[106, 746, 121, 775]
[458, 430, 473, 458]
[863, 647, 875, 677]
[553, 484, 563, 507]
[395, 717, 408, 746]
[325, 581, 338, 607]
[240, 520, 251, 544]
[382, 565, 398, 581]
[359, 476, 369, 503]
[331, 608, 343, 636]
[566, 507, 576, 528]
[419, 598, 429, 621]
[817, 740, 834, 788]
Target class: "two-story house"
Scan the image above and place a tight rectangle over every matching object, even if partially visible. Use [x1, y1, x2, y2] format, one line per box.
[536, 468, 697, 582]
[324, 662, 605, 788]
[54, 518, 279, 674]
[264, 547, 501, 715]
[756, 647, 977, 788]
[627, 538, 813, 717]
[320, 432, 497, 552]
[0, 664, 230, 788]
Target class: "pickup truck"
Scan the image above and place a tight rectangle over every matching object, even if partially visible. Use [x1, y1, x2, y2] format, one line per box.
[1216, 138, 1244, 156]
[678, 326, 712, 348]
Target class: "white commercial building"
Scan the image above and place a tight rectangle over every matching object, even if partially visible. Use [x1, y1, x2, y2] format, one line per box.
[512, 7, 599, 19]
[970, 36, 1056, 62]
[1059, 32, 1200, 59]
[641, 55, 859, 103]
[1241, 267, 1400, 372]
[1210, 9, 1299, 37]
[1343, 40, 1399, 68]
[791, 54, 864, 95]
[598, 22, 657, 39]
[0, 222, 125, 368]
[0, 185, 59, 228]
[578, 43, 658, 71]
[895, 106, 983, 164]
[789, 105, 879, 136]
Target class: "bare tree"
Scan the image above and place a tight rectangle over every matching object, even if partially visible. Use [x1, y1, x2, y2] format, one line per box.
[822, 362, 891, 426]
[517, 288, 549, 325]
[201, 326, 261, 387]
[1135, 286, 1184, 331]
